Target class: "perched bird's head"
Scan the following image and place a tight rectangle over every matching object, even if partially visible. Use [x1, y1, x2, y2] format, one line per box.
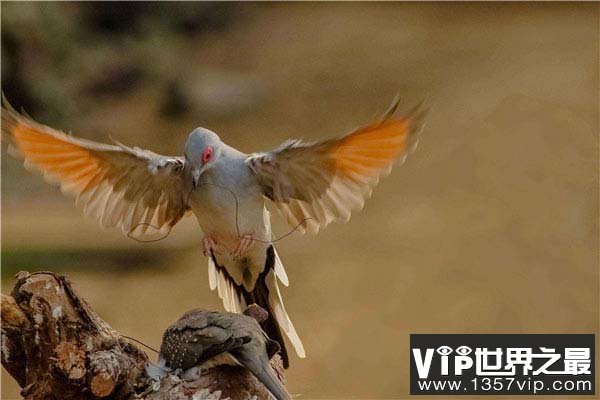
[184, 128, 222, 188]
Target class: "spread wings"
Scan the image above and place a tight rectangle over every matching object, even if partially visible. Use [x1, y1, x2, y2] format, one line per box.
[246, 101, 425, 234]
[1, 104, 189, 239]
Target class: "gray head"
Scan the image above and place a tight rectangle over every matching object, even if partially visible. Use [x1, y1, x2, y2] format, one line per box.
[184, 127, 222, 188]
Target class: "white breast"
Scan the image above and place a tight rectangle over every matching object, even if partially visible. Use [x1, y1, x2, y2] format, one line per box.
[190, 183, 267, 250]
[188, 172, 272, 289]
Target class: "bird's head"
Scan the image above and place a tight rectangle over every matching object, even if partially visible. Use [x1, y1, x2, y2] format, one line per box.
[184, 127, 222, 189]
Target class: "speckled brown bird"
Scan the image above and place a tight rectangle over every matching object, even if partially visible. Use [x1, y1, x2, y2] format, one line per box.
[150, 309, 289, 400]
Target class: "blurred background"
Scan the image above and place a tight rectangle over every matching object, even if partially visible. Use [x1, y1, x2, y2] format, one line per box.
[1, 2, 598, 399]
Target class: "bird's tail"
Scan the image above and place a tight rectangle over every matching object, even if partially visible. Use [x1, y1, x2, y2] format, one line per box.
[249, 246, 305, 369]
[232, 349, 291, 400]
[207, 246, 305, 368]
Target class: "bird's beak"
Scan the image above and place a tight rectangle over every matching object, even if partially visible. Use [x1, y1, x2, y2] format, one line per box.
[192, 165, 207, 189]
[192, 168, 201, 189]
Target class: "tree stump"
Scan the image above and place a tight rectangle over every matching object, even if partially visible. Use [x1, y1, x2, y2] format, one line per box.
[1, 271, 285, 400]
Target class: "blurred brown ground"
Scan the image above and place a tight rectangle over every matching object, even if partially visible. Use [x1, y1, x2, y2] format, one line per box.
[1, 3, 598, 399]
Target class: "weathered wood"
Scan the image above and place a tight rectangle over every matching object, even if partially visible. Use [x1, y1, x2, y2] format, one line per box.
[1, 271, 285, 400]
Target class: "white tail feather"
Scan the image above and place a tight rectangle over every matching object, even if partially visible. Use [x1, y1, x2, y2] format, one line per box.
[266, 269, 305, 358]
[264, 208, 289, 287]
[209, 258, 246, 313]
[273, 248, 289, 286]
[208, 257, 218, 290]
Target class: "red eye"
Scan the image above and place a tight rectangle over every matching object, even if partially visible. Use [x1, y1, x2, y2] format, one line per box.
[201, 146, 213, 163]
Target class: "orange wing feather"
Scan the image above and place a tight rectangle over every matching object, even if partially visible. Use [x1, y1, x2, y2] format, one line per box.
[9, 121, 108, 192]
[2, 104, 188, 238]
[247, 100, 425, 234]
[331, 117, 413, 180]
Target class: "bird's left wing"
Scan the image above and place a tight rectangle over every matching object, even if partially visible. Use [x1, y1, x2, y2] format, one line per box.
[246, 100, 425, 234]
[162, 311, 250, 370]
[2, 105, 189, 239]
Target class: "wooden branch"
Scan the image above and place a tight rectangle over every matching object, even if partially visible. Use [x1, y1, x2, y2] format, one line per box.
[1, 271, 284, 400]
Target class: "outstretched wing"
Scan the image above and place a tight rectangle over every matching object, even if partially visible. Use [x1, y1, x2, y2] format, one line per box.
[2, 104, 189, 239]
[246, 100, 425, 234]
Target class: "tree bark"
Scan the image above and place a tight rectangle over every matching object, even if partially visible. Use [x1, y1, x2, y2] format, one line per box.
[1, 271, 284, 400]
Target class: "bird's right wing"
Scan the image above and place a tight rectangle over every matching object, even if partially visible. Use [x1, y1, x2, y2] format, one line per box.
[2, 104, 189, 239]
[246, 100, 425, 234]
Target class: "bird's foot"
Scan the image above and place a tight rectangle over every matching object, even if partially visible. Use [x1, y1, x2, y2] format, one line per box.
[203, 237, 219, 257]
[232, 234, 254, 260]
[181, 366, 202, 381]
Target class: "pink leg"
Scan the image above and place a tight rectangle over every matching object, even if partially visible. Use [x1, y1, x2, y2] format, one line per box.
[203, 236, 219, 257]
[232, 234, 254, 260]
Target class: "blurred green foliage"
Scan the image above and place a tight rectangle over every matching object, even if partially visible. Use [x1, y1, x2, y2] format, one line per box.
[1, 2, 238, 123]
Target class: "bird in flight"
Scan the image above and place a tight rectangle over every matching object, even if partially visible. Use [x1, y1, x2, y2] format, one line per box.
[1, 97, 424, 368]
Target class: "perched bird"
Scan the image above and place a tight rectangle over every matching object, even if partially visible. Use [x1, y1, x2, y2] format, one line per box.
[1, 97, 424, 367]
[147, 309, 289, 400]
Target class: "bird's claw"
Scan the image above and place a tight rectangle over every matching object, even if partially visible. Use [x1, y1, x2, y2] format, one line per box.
[181, 366, 202, 381]
[203, 237, 218, 257]
[232, 234, 254, 260]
